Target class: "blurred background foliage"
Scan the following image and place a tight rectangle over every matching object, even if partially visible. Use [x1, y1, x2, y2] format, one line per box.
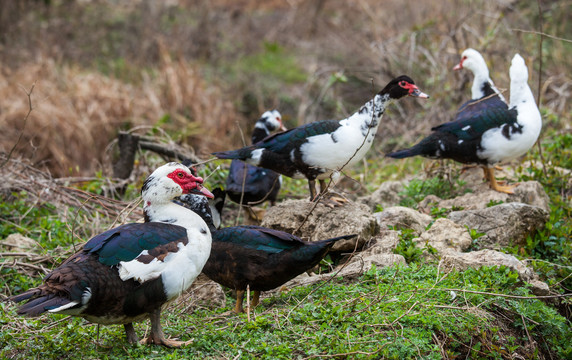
[0, 0, 570, 177]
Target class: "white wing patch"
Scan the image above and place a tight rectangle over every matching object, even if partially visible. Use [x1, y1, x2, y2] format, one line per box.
[118, 245, 182, 283]
[250, 149, 264, 166]
[462, 125, 471, 131]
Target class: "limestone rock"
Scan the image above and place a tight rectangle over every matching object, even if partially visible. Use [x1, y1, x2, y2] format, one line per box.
[1, 233, 38, 252]
[335, 254, 406, 278]
[261, 199, 378, 252]
[447, 203, 548, 248]
[414, 218, 472, 256]
[275, 272, 326, 291]
[361, 230, 400, 255]
[513, 181, 551, 212]
[334, 230, 405, 278]
[358, 181, 404, 211]
[374, 206, 432, 234]
[418, 179, 549, 212]
[527, 279, 550, 296]
[439, 249, 535, 281]
[270, 234, 405, 292]
[277, 253, 406, 291]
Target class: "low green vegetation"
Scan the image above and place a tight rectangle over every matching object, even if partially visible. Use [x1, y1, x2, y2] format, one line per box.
[238, 42, 307, 85]
[398, 176, 470, 209]
[392, 227, 424, 263]
[3, 133, 570, 358]
[0, 193, 83, 251]
[514, 132, 572, 292]
[1, 264, 569, 359]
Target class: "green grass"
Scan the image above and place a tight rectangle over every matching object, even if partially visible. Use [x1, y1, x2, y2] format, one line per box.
[398, 176, 470, 209]
[512, 132, 572, 291]
[392, 227, 425, 263]
[3, 129, 570, 359]
[0, 193, 81, 251]
[238, 42, 307, 85]
[2, 265, 569, 359]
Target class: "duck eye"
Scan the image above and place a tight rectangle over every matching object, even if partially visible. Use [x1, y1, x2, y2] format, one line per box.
[177, 172, 184, 178]
[399, 81, 407, 88]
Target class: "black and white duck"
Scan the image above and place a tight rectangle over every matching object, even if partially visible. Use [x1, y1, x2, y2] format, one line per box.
[213, 76, 428, 204]
[225, 110, 285, 218]
[8, 163, 214, 347]
[387, 54, 541, 194]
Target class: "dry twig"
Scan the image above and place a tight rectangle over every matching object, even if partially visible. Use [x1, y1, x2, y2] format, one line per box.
[0, 83, 35, 169]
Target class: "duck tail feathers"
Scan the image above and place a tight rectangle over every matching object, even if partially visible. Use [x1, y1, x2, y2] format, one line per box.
[385, 146, 424, 159]
[317, 234, 357, 247]
[212, 147, 253, 161]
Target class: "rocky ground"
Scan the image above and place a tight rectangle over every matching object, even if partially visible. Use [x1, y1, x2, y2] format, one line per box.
[185, 166, 553, 307]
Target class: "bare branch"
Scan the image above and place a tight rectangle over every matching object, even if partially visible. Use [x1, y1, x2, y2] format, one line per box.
[0, 83, 35, 168]
[512, 28, 572, 44]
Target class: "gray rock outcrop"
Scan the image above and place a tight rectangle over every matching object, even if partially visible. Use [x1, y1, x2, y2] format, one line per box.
[374, 206, 432, 234]
[358, 180, 405, 211]
[414, 218, 473, 257]
[439, 249, 535, 280]
[261, 199, 378, 252]
[417, 177, 549, 212]
[447, 203, 549, 248]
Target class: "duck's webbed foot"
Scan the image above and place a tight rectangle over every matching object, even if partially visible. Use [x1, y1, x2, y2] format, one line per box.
[484, 167, 516, 194]
[317, 179, 348, 207]
[141, 309, 192, 347]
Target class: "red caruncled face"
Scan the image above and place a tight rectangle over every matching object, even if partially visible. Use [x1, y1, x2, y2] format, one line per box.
[398, 80, 429, 98]
[167, 168, 214, 198]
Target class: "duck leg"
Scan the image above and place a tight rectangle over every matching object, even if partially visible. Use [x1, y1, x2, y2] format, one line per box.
[462, 164, 503, 174]
[245, 206, 266, 221]
[308, 179, 319, 201]
[251, 291, 261, 308]
[141, 309, 192, 347]
[124, 323, 139, 344]
[234, 289, 245, 313]
[484, 167, 515, 194]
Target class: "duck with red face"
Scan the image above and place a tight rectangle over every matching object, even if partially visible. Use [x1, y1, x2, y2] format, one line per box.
[213, 76, 428, 205]
[9, 162, 214, 347]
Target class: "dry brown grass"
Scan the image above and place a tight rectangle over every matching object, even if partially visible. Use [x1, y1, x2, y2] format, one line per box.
[0, 48, 239, 177]
[0, 155, 142, 223]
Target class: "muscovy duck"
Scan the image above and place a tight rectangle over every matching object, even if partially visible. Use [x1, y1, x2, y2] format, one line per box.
[8, 163, 214, 347]
[213, 76, 428, 204]
[453, 48, 506, 104]
[386, 54, 541, 194]
[452, 48, 508, 175]
[226, 110, 285, 218]
[174, 190, 356, 313]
